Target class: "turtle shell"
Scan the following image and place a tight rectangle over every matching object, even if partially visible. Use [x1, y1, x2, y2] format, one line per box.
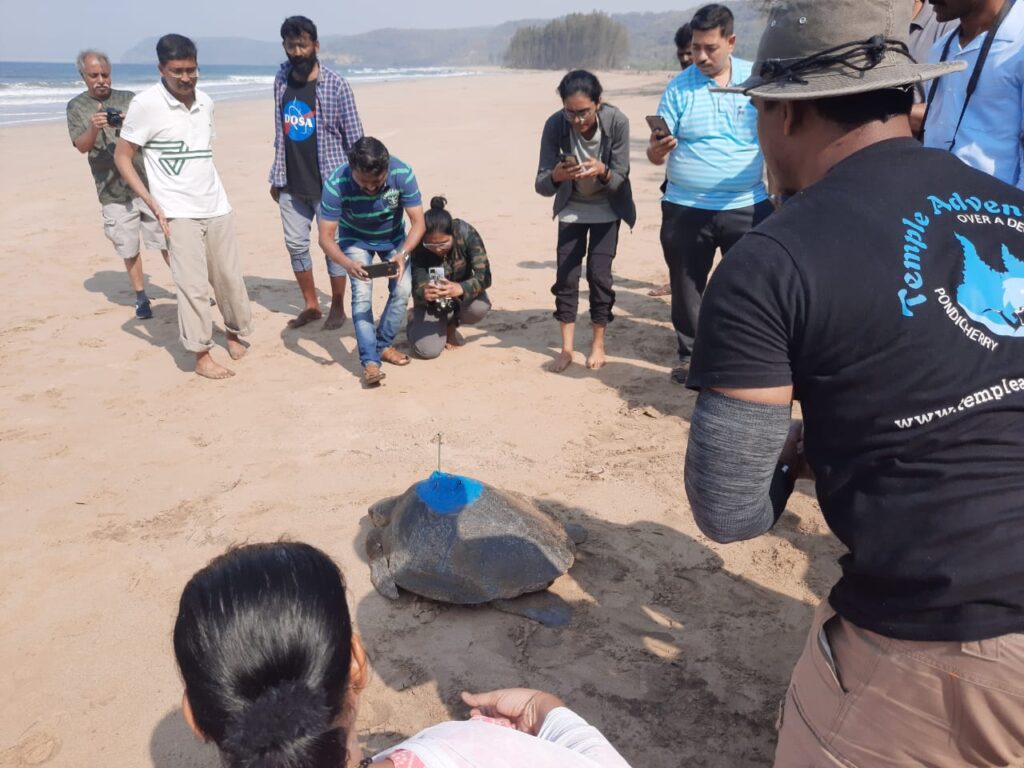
[370, 474, 575, 604]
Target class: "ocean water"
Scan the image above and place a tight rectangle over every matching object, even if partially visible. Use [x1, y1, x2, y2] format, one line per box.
[0, 61, 480, 126]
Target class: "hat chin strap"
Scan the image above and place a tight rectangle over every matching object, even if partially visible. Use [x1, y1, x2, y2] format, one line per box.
[757, 35, 911, 89]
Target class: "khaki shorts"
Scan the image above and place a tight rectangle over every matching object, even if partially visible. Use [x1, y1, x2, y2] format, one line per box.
[774, 600, 1024, 767]
[100, 198, 167, 259]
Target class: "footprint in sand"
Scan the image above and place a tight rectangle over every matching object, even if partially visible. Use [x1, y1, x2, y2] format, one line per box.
[1, 731, 62, 766]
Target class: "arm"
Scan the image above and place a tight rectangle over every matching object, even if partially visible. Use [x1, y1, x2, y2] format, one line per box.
[535, 114, 573, 196]
[337, 76, 364, 153]
[317, 219, 367, 280]
[114, 138, 169, 238]
[600, 109, 630, 191]
[647, 83, 681, 165]
[455, 224, 489, 302]
[684, 388, 798, 543]
[70, 102, 110, 154]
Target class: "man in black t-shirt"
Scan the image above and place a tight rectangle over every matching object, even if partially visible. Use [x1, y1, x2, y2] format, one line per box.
[269, 15, 363, 330]
[682, 0, 1024, 765]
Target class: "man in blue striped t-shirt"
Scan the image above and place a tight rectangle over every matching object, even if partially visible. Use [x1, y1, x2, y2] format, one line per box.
[318, 137, 425, 386]
[648, 4, 772, 384]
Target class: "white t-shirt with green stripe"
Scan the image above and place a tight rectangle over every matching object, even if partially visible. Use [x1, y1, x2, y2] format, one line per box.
[120, 82, 231, 219]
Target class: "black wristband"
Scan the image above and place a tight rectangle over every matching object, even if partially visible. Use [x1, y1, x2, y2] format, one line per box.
[768, 462, 797, 524]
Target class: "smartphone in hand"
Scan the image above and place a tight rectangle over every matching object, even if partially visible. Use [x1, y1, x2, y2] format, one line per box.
[363, 261, 399, 279]
[646, 115, 671, 138]
[559, 152, 580, 168]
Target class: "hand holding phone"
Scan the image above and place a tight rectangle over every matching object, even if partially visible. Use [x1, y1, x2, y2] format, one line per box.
[362, 261, 399, 279]
[559, 152, 580, 168]
[646, 115, 671, 139]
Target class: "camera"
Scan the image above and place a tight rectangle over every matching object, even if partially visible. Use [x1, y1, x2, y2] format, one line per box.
[428, 266, 452, 311]
[105, 108, 124, 128]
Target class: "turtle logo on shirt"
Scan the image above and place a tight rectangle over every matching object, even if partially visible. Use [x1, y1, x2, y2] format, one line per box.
[144, 140, 213, 176]
[955, 233, 1024, 337]
[382, 187, 401, 210]
[283, 98, 316, 142]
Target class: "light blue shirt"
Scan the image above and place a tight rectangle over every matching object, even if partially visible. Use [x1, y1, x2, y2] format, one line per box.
[923, 0, 1024, 189]
[657, 56, 767, 211]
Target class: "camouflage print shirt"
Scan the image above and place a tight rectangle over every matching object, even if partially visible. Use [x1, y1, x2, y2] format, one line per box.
[410, 219, 492, 309]
[67, 88, 148, 205]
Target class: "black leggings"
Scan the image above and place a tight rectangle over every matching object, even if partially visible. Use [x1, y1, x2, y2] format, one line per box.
[551, 220, 621, 326]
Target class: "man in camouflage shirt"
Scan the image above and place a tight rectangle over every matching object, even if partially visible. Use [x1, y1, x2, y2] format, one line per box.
[67, 50, 168, 319]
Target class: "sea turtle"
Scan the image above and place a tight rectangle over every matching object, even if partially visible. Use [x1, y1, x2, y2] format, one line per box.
[366, 472, 586, 625]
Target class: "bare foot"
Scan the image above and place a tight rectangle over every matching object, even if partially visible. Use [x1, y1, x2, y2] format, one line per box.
[548, 350, 574, 373]
[195, 351, 235, 379]
[586, 343, 606, 369]
[322, 301, 347, 330]
[647, 283, 672, 297]
[445, 327, 464, 350]
[287, 307, 322, 328]
[225, 332, 249, 361]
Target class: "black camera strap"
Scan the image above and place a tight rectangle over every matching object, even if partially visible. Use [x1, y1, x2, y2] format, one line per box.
[922, 0, 1015, 150]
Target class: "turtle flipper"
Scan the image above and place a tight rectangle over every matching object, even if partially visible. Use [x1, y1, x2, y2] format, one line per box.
[564, 523, 588, 546]
[367, 528, 399, 600]
[492, 592, 573, 627]
[368, 496, 399, 527]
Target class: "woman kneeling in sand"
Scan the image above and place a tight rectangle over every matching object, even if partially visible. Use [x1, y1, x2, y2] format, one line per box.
[535, 70, 636, 373]
[173, 541, 630, 767]
[407, 196, 492, 359]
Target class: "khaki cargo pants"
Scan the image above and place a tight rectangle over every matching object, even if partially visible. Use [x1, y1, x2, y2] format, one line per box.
[167, 213, 252, 353]
[774, 600, 1024, 767]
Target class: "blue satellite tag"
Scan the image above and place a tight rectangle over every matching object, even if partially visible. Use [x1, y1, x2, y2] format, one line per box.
[415, 471, 484, 515]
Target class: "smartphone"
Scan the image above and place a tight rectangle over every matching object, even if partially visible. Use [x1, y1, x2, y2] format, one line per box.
[428, 266, 446, 283]
[646, 115, 671, 138]
[559, 152, 580, 167]
[363, 261, 399, 279]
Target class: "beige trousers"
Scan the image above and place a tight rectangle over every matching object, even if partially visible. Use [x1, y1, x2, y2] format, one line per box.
[774, 600, 1024, 767]
[167, 213, 252, 353]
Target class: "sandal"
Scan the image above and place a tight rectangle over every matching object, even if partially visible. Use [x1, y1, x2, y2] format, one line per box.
[380, 347, 411, 366]
[363, 364, 386, 386]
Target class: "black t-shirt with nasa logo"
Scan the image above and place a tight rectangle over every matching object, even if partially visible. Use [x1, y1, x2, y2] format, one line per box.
[281, 76, 321, 199]
[688, 138, 1024, 642]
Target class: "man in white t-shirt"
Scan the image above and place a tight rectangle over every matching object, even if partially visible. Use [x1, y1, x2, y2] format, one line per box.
[114, 34, 252, 379]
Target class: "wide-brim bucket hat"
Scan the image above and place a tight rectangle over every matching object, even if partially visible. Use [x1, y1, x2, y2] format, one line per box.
[714, 0, 966, 100]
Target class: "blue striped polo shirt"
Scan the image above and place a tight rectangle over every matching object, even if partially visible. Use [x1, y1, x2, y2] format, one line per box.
[657, 57, 768, 211]
[320, 156, 422, 250]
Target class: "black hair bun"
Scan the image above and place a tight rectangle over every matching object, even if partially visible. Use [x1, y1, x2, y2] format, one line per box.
[222, 680, 329, 760]
[429, 195, 447, 211]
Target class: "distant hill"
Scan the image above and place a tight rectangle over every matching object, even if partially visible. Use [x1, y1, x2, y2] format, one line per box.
[121, 4, 767, 69]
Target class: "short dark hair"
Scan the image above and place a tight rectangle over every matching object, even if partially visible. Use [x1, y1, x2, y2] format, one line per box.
[424, 196, 454, 237]
[281, 15, 318, 42]
[810, 87, 914, 128]
[674, 23, 693, 50]
[691, 4, 734, 37]
[557, 69, 603, 103]
[156, 34, 197, 65]
[173, 542, 353, 768]
[348, 136, 390, 175]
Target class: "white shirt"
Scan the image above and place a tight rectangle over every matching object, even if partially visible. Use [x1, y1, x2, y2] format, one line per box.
[924, 0, 1024, 189]
[373, 708, 631, 768]
[120, 81, 231, 218]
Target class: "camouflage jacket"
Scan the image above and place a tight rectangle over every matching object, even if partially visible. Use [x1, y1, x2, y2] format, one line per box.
[411, 219, 492, 308]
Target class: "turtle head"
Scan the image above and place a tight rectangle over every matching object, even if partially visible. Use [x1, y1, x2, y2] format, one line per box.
[368, 496, 397, 527]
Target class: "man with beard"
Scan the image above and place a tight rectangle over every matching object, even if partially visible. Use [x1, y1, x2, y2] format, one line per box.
[269, 15, 364, 330]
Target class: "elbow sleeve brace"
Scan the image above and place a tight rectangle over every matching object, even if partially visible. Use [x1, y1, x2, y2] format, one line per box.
[684, 389, 794, 543]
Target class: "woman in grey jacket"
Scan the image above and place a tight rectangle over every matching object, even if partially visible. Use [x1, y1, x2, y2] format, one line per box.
[535, 70, 636, 372]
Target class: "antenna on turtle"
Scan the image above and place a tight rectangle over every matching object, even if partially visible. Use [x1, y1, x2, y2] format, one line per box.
[435, 432, 444, 474]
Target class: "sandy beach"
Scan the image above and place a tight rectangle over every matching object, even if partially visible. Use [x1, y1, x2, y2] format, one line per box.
[0, 69, 842, 767]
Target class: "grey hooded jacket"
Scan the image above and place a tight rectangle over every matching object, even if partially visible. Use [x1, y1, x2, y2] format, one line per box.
[534, 102, 637, 229]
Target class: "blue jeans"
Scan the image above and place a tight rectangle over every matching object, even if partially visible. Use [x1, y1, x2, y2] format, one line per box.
[346, 246, 412, 367]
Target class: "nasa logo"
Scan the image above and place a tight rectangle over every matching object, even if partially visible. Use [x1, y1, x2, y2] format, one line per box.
[283, 98, 316, 142]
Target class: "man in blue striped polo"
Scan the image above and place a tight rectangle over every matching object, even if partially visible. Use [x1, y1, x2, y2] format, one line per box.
[648, 3, 772, 383]
[318, 137, 425, 386]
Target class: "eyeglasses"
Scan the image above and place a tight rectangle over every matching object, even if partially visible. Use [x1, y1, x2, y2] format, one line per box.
[166, 67, 199, 78]
[422, 238, 453, 251]
[563, 107, 595, 122]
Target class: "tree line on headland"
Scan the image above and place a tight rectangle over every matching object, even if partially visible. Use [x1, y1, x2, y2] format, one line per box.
[504, 13, 630, 70]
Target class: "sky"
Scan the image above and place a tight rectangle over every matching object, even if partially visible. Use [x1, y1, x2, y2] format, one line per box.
[0, 0, 693, 62]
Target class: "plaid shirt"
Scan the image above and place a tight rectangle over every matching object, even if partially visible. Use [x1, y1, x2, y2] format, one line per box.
[268, 61, 363, 187]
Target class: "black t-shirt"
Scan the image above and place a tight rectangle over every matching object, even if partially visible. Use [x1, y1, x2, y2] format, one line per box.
[688, 138, 1024, 642]
[281, 76, 322, 199]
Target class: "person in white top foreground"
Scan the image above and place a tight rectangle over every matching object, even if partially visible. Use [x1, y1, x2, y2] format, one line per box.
[114, 33, 253, 379]
[174, 541, 631, 768]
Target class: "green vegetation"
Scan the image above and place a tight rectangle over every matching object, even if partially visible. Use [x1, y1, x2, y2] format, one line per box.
[504, 13, 629, 70]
